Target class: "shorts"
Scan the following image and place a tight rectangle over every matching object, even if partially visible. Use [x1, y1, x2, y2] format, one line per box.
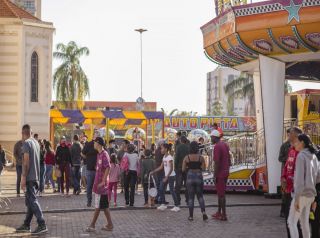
[216, 177, 228, 197]
[94, 193, 109, 209]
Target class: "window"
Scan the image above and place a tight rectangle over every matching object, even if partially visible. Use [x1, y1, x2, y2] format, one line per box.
[31, 52, 38, 102]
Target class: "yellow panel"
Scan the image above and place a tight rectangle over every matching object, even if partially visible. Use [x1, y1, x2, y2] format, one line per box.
[229, 169, 254, 179]
[109, 119, 127, 126]
[83, 119, 92, 125]
[123, 111, 146, 119]
[52, 118, 69, 124]
[81, 110, 104, 119]
[50, 109, 64, 118]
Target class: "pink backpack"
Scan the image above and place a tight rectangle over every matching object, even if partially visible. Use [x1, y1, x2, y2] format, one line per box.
[120, 154, 129, 173]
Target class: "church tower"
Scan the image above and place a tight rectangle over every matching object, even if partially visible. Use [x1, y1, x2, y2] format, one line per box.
[10, 0, 41, 19]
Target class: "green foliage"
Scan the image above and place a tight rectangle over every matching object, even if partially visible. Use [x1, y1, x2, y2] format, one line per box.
[211, 100, 224, 116]
[53, 41, 90, 109]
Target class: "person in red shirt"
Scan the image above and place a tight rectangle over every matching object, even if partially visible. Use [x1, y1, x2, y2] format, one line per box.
[281, 127, 303, 238]
[211, 129, 230, 221]
[44, 141, 56, 193]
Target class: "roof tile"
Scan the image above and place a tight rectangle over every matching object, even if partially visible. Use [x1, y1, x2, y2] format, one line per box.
[0, 0, 40, 21]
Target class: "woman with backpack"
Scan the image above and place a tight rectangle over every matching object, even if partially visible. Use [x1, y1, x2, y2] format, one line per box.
[287, 134, 320, 238]
[121, 144, 139, 207]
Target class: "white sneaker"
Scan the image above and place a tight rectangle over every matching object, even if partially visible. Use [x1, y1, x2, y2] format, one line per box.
[157, 204, 167, 211]
[171, 206, 181, 212]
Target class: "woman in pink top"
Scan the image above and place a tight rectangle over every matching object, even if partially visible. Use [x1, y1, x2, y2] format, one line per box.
[108, 154, 121, 207]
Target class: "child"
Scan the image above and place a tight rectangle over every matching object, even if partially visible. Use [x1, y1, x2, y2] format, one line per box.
[150, 143, 180, 212]
[108, 154, 121, 207]
[141, 149, 156, 207]
[86, 137, 113, 232]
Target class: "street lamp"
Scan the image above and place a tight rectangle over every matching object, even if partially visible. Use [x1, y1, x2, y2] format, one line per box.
[135, 28, 147, 110]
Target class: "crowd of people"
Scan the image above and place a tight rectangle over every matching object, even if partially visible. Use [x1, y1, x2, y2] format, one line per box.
[9, 123, 320, 237]
[278, 127, 320, 238]
[11, 123, 231, 235]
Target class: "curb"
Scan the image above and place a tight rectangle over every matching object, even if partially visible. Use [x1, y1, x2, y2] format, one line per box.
[0, 203, 281, 215]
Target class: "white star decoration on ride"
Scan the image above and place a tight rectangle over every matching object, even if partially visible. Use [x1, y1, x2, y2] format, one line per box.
[283, 0, 302, 23]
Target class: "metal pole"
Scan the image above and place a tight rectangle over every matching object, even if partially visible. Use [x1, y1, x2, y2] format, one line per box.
[140, 32, 143, 99]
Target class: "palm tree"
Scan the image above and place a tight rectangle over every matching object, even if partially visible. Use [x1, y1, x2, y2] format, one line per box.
[224, 72, 254, 116]
[53, 41, 90, 109]
[211, 100, 224, 116]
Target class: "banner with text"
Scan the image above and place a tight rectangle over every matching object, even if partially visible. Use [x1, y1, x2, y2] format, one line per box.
[164, 116, 256, 131]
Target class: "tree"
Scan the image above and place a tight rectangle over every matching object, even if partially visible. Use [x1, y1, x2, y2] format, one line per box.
[285, 80, 293, 94]
[224, 72, 255, 116]
[53, 41, 90, 109]
[211, 100, 224, 116]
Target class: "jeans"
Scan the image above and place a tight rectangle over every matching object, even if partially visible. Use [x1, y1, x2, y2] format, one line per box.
[108, 182, 118, 203]
[24, 181, 45, 226]
[159, 176, 178, 206]
[175, 169, 188, 205]
[16, 165, 22, 195]
[288, 196, 314, 238]
[86, 170, 96, 204]
[186, 170, 206, 217]
[156, 173, 165, 203]
[72, 166, 81, 193]
[284, 193, 302, 238]
[311, 200, 320, 238]
[59, 163, 70, 194]
[124, 170, 137, 206]
[45, 165, 55, 189]
[39, 164, 45, 192]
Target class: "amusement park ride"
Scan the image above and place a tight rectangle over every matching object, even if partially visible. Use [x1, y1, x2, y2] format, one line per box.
[201, 0, 320, 194]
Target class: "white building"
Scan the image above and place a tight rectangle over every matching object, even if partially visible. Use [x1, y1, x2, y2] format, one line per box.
[207, 67, 249, 116]
[0, 0, 54, 151]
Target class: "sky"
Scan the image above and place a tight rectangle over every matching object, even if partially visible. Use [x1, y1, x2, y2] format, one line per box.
[42, 0, 319, 115]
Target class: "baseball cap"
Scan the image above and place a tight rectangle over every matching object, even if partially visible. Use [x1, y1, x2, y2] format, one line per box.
[210, 130, 220, 137]
[94, 137, 105, 146]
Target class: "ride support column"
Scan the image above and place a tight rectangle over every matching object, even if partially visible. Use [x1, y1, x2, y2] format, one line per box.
[253, 55, 285, 195]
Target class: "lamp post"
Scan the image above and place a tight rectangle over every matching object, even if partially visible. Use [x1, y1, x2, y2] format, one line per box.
[135, 28, 147, 104]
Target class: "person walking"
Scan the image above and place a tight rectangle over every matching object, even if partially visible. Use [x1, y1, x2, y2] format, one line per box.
[151, 143, 180, 212]
[123, 144, 139, 207]
[86, 137, 113, 232]
[288, 134, 320, 238]
[0, 144, 6, 175]
[141, 149, 156, 206]
[211, 130, 230, 221]
[117, 139, 130, 194]
[55, 136, 72, 196]
[174, 136, 190, 206]
[182, 141, 208, 221]
[279, 128, 292, 217]
[80, 135, 88, 191]
[108, 154, 120, 207]
[16, 124, 47, 235]
[154, 139, 165, 204]
[14, 140, 23, 197]
[281, 127, 303, 238]
[71, 135, 82, 195]
[44, 141, 56, 193]
[82, 133, 98, 207]
[39, 140, 46, 196]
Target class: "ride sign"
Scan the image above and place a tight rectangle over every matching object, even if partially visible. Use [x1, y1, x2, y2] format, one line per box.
[164, 116, 256, 132]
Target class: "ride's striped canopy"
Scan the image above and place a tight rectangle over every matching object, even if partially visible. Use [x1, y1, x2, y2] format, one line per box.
[50, 109, 164, 126]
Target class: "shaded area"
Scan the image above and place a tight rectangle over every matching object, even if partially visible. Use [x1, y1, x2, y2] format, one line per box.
[286, 61, 320, 81]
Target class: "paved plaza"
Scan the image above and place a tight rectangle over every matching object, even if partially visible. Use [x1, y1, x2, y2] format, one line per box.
[0, 170, 287, 237]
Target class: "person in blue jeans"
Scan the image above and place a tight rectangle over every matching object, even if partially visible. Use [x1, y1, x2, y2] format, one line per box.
[16, 124, 47, 235]
[14, 140, 23, 197]
[82, 133, 98, 207]
[151, 143, 180, 212]
[182, 141, 208, 221]
[71, 135, 83, 195]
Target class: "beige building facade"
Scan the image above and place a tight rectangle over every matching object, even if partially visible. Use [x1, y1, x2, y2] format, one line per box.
[0, 0, 54, 152]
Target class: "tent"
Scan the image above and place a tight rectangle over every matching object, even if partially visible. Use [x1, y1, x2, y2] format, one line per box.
[50, 109, 165, 146]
